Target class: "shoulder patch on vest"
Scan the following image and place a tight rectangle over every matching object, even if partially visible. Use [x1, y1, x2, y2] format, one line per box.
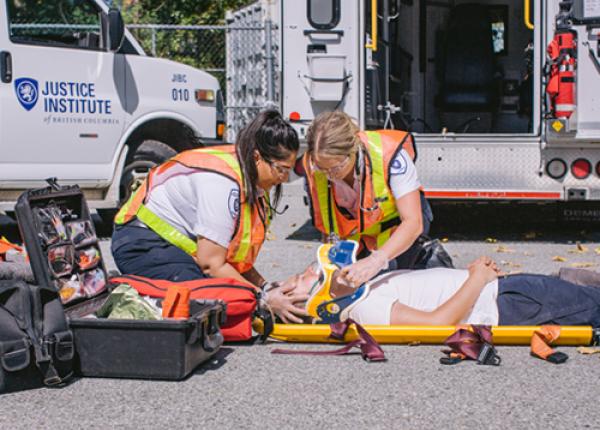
[228, 189, 240, 219]
[390, 152, 408, 176]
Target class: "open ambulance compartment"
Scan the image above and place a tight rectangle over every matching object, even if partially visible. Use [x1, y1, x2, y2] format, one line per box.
[364, 0, 542, 136]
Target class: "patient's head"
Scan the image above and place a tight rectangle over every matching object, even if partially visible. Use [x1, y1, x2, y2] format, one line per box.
[278, 262, 355, 298]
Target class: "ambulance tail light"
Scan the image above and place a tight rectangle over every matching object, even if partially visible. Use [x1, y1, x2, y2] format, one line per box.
[571, 158, 591, 179]
[546, 158, 567, 179]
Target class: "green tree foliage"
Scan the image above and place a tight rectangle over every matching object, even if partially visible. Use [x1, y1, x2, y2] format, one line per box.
[115, 0, 254, 78]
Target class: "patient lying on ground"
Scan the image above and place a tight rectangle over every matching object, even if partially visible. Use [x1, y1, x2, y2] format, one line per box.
[278, 254, 600, 327]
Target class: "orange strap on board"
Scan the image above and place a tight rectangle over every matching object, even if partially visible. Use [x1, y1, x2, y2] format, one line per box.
[530, 325, 568, 364]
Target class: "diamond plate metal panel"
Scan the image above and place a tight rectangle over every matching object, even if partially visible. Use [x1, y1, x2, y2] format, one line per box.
[415, 139, 600, 200]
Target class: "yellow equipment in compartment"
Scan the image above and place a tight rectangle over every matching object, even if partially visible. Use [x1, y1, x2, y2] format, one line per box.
[268, 324, 595, 346]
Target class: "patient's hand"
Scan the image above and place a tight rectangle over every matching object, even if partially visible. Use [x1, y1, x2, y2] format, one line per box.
[468, 256, 499, 284]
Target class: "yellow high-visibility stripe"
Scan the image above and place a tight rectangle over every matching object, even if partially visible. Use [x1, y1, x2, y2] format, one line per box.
[208, 152, 252, 262]
[365, 131, 396, 215]
[315, 171, 337, 234]
[377, 228, 392, 248]
[137, 204, 198, 255]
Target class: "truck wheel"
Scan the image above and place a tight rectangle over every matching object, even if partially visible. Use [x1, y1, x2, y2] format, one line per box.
[121, 140, 177, 204]
[97, 140, 177, 227]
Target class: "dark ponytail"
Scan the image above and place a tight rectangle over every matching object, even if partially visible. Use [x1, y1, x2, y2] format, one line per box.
[235, 110, 299, 210]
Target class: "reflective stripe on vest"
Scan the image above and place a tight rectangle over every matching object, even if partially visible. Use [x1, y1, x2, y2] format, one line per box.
[137, 203, 197, 255]
[350, 131, 398, 248]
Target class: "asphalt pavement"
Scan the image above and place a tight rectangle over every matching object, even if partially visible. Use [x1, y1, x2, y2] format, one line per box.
[3, 179, 600, 429]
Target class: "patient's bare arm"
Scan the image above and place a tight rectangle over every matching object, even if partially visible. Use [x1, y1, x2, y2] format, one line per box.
[389, 256, 499, 326]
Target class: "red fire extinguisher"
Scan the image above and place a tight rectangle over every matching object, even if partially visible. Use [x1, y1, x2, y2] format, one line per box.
[546, 29, 577, 119]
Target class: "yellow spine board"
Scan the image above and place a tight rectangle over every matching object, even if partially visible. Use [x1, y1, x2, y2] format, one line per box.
[269, 324, 593, 346]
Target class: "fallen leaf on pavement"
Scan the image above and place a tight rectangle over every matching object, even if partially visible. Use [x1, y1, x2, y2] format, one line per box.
[523, 251, 534, 256]
[271, 263, 281, 268]
[485, 237, 497, 243]
[570, 262, 596, 268]
[500, 261, 521, 268]
[524, 232, 537, 239]
[408, 341, 421, 346]
[595, 247, 600, 255]
[289, 223, 297, 228]
[302, 244, 314, 249]
[441, 237, 449, 243]
[495, 245, 515, 253]
[569, 242, 589, 254]
[577, 346, 600, 355]
[266, 232, 277, 241]
[552, 256, 567, 262]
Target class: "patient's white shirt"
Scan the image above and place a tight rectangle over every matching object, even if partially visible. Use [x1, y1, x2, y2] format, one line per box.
[350, 268, 499, 325]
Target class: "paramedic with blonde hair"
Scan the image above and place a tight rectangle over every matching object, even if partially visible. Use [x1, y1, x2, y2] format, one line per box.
[301, 111, 433, 287]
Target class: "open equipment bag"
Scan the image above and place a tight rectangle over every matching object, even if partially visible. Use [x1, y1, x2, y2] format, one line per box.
[0, 280, 73, 394]
[109, 274, 273, 342]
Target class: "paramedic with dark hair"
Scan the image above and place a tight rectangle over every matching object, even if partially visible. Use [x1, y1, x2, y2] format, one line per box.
[302, 111, 433, 288]
[111, 110, 309, 323]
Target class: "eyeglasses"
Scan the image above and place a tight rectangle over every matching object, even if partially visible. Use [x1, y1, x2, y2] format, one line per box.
[268, 160, 293, 178]
[310, 154, 352, 178]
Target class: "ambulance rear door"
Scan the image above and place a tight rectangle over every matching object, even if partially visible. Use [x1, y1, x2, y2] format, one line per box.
[281, 0, 363, 139]
[0, 0, 126, 185]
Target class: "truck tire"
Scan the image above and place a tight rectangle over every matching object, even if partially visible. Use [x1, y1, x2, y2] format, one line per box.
[122, 139, 177, 202]
[97, 140, 177, 227]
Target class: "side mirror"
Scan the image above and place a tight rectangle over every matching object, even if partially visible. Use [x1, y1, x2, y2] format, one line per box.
[107, 7, 125, 52]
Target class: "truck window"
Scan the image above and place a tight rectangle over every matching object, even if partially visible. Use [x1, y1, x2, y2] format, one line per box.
[307, 0, 340, 30]
[7, 0, 103, 51]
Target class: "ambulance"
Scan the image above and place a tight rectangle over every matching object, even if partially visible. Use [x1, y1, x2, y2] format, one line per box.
[0, 0, 224, 219]
[229, 0, 600, 207]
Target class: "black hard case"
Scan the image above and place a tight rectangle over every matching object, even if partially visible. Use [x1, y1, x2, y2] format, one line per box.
[15, 181, 225, 380]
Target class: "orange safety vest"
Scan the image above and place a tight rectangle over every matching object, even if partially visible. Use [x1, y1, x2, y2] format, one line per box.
[114, 145, 270, 273]
[302, 130, 415, 252]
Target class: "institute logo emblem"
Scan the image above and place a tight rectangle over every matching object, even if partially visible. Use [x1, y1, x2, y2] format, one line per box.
[14, 77, 39, 111]
[228, 189, 240, 219]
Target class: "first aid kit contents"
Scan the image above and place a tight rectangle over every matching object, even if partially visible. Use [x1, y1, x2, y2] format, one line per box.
[15, 179, 108, 305]
[13, 180, 226, 381]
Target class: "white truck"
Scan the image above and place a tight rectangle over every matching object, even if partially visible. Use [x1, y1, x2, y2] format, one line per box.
[0, 0, 224, 220]
[229, 0, 600, 212]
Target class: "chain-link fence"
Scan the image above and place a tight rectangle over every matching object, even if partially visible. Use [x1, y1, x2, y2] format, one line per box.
[127, 24, 229, 91]
[129, 19, 277, 142]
